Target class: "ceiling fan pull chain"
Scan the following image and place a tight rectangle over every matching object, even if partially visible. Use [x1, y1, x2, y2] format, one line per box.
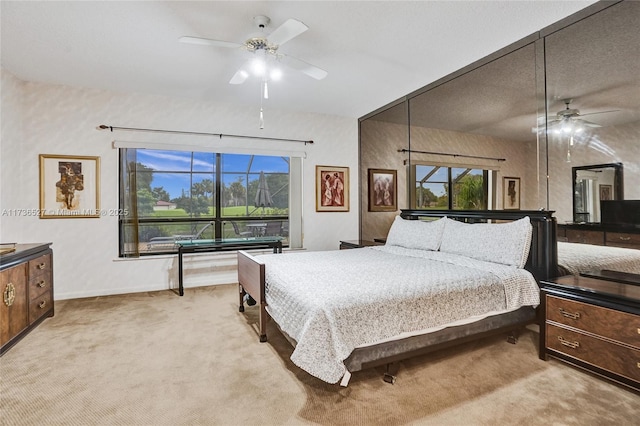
[259, 80, 265, 130]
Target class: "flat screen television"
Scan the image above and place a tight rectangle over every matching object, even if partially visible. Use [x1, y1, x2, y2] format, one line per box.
[600, 200, 640, 226]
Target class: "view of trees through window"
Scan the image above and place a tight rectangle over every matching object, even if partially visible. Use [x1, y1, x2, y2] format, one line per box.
[119, 149, 289, 256]
[414, 165, 488, 210]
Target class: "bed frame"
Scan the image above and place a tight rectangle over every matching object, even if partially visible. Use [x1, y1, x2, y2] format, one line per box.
[237, 209, 557, 383]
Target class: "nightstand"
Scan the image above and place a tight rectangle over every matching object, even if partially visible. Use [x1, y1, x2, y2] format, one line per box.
[339, 240, 382, 249]
[540, 273, 640, 391]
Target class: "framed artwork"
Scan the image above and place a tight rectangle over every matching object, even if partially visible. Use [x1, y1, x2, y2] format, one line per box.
[368, 168, 397, 212]
[503, 177, 520, 210]
[39, 154, 100, 218]
[316, 165, 349, 212]
[599, 184, 613, 201]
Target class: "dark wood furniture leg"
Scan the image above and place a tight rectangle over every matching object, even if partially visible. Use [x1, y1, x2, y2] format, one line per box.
[237, 250, 268, 342]
[178, 246, 185, 296]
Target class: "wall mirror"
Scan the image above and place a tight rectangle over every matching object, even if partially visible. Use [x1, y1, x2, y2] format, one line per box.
[358, 39, 543, 240]
[359, 1, 640, 239]
[544, 1, 640, 223]
[572, 163, 623, 223]
[406, 40, 542, 211]
[359, 101, 408, 241]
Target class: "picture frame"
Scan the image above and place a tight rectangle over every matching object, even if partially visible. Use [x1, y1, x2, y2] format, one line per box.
[39, 154, 100, 218]
[502, 176, 520, 210]
[316, 165, 349, 212]
[599, 184, 613, 201]
[368, 168, 397, 212]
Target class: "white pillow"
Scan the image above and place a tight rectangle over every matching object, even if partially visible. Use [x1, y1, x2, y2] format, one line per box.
[439, 217, 533, 268]
[385, 216, 446, 251]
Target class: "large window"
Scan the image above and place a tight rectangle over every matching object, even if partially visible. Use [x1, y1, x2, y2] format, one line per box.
[412, 164, 490, 210]
[118, 149, 291, 257]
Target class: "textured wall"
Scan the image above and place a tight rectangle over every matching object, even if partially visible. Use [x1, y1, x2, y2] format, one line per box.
[1, 68, 358, 299]
[0, 70, 24, 237]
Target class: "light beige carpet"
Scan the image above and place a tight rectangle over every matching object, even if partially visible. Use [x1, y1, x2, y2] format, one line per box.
[1, 284, 638, 425]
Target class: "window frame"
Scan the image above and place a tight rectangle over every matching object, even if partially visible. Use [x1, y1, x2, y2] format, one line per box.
[410, 163, 492, 210]
[118, 149, 292, 257]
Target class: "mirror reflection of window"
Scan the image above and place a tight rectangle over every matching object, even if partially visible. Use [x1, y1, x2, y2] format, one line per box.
[572, 163, 623, 224]
[573, 179, 591, 223]
[412, 164, 489, 210]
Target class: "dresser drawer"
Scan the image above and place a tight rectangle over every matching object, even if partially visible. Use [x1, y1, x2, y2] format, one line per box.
[29, 273, 52, 300]
[546, 295, 640, 348]
[29, 290, 52, 324]
[566, 229, 605, 245]
[546, 323, 640, 383]
[606, 232, 640, 249]
[28, 254, 52, 277]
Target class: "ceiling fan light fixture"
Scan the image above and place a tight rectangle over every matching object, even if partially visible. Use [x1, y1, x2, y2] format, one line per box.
[270, 68, 282, 81]
[251, 57, 266, 76]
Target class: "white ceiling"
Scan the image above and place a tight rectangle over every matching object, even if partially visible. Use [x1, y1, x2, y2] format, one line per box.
[0, 1, 598, 119]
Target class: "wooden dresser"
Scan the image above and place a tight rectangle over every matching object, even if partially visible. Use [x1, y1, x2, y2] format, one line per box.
[1, 243, 54, 355]
[557, 223, 640, 249]
[540, 274, 640, 391]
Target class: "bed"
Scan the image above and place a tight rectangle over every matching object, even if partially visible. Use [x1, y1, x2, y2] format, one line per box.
[556, 241, 640, 277]
[237, 210, 557, 385]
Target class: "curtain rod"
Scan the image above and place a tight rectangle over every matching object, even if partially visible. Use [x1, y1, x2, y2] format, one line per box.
[97, 125, 314, 145]
[398, 149, 505, 162]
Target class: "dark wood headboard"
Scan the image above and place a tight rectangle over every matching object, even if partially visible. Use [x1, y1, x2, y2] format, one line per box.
[400, 209, 558, 282]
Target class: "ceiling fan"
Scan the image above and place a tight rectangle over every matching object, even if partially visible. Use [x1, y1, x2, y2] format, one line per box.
[179, 15, 328, 85]
[544, 99, 619, 133]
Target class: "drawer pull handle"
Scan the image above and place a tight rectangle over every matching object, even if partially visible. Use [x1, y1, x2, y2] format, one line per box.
[558, 336, 580, 349]
[37, 281, 46, 288]
[38, 301, 46, 309]
[3, 283, 16, 307]
[559, 308, 580, 320]
[619, 236, 631, 241]
[37, 263, 46, 270]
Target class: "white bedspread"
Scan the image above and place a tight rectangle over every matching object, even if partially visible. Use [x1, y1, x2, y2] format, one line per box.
[259, 246, 539, 384]
[557, 242, 640, 276]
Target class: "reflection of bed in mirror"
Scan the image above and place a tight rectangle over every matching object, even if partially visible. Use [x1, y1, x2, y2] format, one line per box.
[557, 241, 640, 277]
[557, 197, 640, 277]
[238, 210, 557, 386]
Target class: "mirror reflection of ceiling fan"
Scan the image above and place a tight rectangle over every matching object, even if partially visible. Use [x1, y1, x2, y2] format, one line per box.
[544, 98, 619, 134]
[179, 15, 328, 86]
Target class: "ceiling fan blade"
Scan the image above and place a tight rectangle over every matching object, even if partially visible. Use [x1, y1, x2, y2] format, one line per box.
[279, 54, 328, 80]
[229, 70, 249, 85]
[579, 109, 620, 117]
[267, 19, 308, 46]
[229, 60, 252, 84]
[531, 117, 564, 133]
[179, 36, 243, 49]
[542, 118, 562, 127]
[576, 118, 602, 128]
